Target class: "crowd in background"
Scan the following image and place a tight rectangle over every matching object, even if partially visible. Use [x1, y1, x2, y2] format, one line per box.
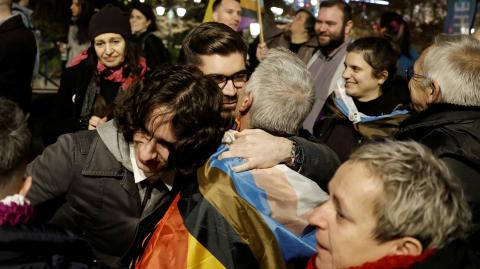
[1, 0, 480, 268]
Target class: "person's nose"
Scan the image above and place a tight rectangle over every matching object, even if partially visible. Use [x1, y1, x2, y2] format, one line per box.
[104, 44, 114, 55]
[222, 79, 238, 97]
[234, 13, 241, 22]
[317, 22, 327, 33]
[139, 139, 158, 162]
[342, 67, 351, 80]
[308, 202, 330, 230]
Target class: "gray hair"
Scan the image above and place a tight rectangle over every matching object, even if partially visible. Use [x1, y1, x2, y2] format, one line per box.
[245, 48, 314, 135]
[349, 140, 471, 249]
[422, 34, 480, 106]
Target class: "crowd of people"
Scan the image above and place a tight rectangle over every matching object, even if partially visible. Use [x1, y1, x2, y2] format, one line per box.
[1, 0, 480, 268]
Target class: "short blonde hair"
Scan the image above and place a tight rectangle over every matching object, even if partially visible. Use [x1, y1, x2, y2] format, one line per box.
[350, 140, 471, 249]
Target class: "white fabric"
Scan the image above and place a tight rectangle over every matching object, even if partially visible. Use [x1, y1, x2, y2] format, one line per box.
[0, 194, 29, 206]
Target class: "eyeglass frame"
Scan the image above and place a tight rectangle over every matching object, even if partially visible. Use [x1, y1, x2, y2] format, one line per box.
[404, 68, 427, 81]
[205, 70, 250, 90]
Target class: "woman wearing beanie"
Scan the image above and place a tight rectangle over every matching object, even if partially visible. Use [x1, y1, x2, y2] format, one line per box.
[129, 2, 170, 69]
[43, 4, 147, 146]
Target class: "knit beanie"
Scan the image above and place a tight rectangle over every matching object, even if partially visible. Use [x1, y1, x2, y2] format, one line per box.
[89, 4, 132, 40]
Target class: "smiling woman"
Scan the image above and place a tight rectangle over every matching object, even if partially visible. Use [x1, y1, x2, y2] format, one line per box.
[313, 37, 411, 161]
[43, 4, 147, 146]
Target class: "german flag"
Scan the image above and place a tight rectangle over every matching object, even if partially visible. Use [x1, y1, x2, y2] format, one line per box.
[135, 145, 326, 268]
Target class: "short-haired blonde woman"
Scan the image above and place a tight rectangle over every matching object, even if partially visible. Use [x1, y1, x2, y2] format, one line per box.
[307, 141, 477, 269]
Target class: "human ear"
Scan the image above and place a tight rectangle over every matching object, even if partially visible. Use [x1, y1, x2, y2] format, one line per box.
[391, 237, 423, 256]
[344, 20, 354, 36]
[213, 11, 219, 22]
[19, 176, 32, 197]
[377, 70, 388, 86]
[239, 92, 253, 113]
[428, 80, 442, 104]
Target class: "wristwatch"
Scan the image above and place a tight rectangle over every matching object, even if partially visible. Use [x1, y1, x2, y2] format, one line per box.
[289, 140, 304, 172]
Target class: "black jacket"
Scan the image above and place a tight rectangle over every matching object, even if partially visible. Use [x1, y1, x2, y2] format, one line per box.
[0, 14, 36, 112]
[397, 104, 480, 251]
[43, 60, 122, 145]
[133, 32, 170, 70]
[28, 125, 178, 268]
[292, 133, 340, 191]
[0, 225, 98, 268]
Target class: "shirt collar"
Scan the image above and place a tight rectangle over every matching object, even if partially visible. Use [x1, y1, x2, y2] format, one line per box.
[128, 144, 173, 190]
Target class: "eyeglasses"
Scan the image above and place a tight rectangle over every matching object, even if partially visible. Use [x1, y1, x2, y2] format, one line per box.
[404, 68, 426, 81]
[206, 70, 249, 90]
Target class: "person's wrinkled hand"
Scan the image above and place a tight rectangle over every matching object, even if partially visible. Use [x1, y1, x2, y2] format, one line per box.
[88, 115, 107, 130]
[219, 129, 292, 172]
[256, 42, 269, 62]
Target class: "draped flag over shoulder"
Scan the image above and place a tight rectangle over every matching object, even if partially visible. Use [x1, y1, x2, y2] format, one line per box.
[135, 144, 328, 269]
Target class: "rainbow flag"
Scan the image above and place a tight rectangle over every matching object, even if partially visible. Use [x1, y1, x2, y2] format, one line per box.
[135, 144, 327, 268]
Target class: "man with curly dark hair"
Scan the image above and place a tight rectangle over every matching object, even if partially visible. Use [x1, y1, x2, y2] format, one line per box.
[26, 65, 229, 268]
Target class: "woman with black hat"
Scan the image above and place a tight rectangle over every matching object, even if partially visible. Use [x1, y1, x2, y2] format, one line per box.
[44, 4, 147, 145]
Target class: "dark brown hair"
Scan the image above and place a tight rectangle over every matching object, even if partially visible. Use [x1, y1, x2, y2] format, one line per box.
[347, 36, 398, 80]
[181, 22, 247, 66]
[114, 65, 230, 172]
[319, 0, 352, 24]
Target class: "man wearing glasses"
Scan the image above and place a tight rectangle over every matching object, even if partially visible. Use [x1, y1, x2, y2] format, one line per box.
[397, 34, 480, 252]
[181, 22, 340, 189]
[182, 22, 248, 116]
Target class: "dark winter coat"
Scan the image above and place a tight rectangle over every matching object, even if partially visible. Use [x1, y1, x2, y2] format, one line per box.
[0, 14, 36, 112]
[0, 225, 99, 268]
[43, 60, 122, 145]
[133, 31, 170, 70]
[27, 122, 178, 268]
[396, 104, 480, 252]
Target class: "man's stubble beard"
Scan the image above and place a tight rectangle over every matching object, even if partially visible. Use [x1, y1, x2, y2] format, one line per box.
[318, 24, 346, 55]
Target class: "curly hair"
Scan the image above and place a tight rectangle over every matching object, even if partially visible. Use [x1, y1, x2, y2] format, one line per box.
[114, 65, 231, 173]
